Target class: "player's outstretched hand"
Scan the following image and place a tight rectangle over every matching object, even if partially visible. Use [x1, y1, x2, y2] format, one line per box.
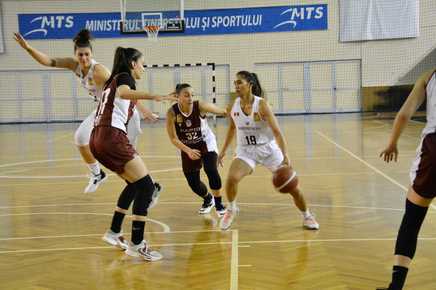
[380, 143, 398, 163]
[281, 154, 290, 167]
[218, 152, 225, 167]
[143, 111, 159, 122]
[13, 32, 31, 50]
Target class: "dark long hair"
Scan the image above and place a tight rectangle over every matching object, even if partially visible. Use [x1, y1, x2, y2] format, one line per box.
[237, 71, 264, 97]
[175, 83, 191, 95]
[73, 29, 93, 51]
[107, 47, 143, 84]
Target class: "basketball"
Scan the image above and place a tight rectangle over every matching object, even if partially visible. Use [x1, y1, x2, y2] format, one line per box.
[272, 165, 298, 193]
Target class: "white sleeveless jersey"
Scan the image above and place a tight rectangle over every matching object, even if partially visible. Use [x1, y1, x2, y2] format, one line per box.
[231, 96, 274, 146]
[423, 72, 436, 135]
[75, 59, 101, 101]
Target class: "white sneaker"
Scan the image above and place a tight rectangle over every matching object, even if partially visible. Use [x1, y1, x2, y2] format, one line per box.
[84, 170, 107, 193]
[198, 194, 215, 214]
[303, 213, 319, 230]
[125, 240, 163, 262]
[148, 182, 161, 210]
[102, 230, 129, 250]
[220, 208, 238, 230]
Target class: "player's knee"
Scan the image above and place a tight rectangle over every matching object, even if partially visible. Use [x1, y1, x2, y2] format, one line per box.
[205, 168, 222, 190]
[186, 173, 207, 196]
[226, 172, 243, 186]
[74, 127, 89, 146]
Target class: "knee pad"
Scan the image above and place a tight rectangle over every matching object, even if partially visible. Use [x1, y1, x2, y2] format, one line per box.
[132, 175, 155, 216]
[117, 182, 136, 210]
[394, 199, 428, 258]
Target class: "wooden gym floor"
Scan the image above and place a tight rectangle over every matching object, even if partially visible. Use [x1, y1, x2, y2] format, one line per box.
[0, 114, 435, 290]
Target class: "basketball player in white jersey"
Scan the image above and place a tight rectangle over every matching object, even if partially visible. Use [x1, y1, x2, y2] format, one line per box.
[218, 71, 319, 231]
[166, 83, 227, 216]
[377, 70, 436, 290]
[13, 30, 157, 193]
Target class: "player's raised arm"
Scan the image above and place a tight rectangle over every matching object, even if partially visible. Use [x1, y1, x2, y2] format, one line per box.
[199, 100, 227, 116]
[14, 32, 77, 70]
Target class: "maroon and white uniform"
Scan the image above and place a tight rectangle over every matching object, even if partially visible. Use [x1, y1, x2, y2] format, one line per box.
[89, 73, 137, 174]
[410, 71, 436, 198]
[172, 101, 218, 172]
[73, 59, 142, 148]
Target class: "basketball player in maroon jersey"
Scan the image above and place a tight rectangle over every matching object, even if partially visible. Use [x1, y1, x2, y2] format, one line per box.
[377, 69, 436, 289]
[90, 47, 176, 261]
[166, 83, 227, 216]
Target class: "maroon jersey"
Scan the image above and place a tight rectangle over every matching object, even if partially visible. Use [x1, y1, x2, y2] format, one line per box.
[172, 101, 204, 146]
[94, 73, 136, 133]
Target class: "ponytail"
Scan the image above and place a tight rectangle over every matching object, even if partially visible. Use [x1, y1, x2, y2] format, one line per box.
[73, 29, 93, 51]
[236, 71, 264, 97]
[250, 73, 263, 97]
[107, 46, 143, 85]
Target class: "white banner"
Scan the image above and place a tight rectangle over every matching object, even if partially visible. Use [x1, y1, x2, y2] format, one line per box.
[340, 0, 419, 42]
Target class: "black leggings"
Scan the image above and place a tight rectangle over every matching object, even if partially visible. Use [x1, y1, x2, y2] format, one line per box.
[183, 151, 222, 198]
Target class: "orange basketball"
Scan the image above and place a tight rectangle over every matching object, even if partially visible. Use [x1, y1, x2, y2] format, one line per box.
[272, 165, 298, 193]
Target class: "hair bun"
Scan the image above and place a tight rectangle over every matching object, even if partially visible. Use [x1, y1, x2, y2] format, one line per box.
[73, 29, 93, 44]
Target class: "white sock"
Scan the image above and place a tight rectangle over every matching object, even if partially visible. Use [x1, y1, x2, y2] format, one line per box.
[302, 209, 311, 218]
[87, 162, 101, 176]
[229, 201, 237, 211]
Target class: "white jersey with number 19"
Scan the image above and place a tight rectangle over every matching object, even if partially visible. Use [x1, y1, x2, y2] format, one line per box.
[231, 96, 274, 147]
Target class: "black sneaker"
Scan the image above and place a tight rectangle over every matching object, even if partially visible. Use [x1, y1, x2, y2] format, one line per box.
[199, 194, 214, 214]
[215, 201, 227, 217]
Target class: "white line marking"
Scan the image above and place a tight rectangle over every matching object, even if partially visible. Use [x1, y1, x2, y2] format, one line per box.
[2, 236, 436, 255]
[0, 155, 178, 169]
[0, 229, 224, 241]
[0, 212, 170, 233]
[316, 131, 436, 210]
[238, 265, 252, 268]
[230, 230, 239, 290]
[0, 167, 181, 179]
[238, 245, 251, 248]
[0, 201, 407, 212]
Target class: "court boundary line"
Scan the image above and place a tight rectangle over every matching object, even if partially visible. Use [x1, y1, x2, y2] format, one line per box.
[316, 131, 436, 210]
[0, 212, 170, 232]
[0, 155, 179, 169]
[230, 230, 239, 290]
[0, 229, 224, 241]
[0, 201, 410, 212]
[2, 236, 436, 255]
[0, 167, 181, 179]
[0, 169, 410, 180]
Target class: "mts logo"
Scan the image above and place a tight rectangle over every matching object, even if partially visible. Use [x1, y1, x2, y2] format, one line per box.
[23, 15, 74, 37]
[39, 15, 74, 28]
